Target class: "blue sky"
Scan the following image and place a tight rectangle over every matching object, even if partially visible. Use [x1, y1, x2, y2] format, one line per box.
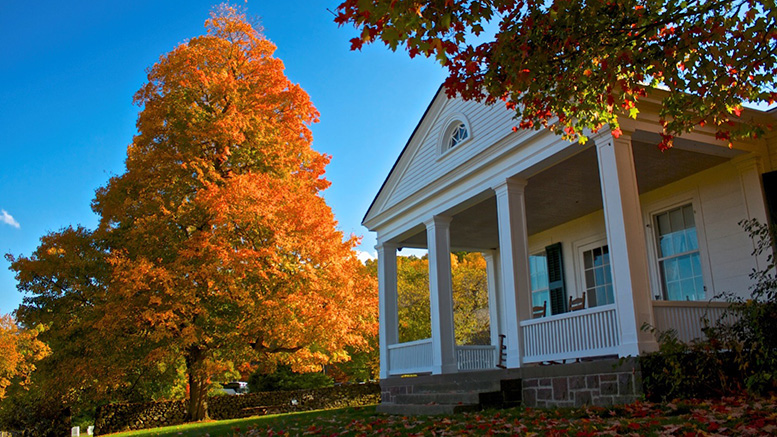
[0, 1, 448, 315]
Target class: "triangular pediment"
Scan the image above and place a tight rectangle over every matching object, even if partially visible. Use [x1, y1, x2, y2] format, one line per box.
[362, 86, 517, 229]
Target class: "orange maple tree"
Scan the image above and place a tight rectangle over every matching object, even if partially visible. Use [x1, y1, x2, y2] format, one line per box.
[0, 315, 49, 399]
[8, 5, 376, 421]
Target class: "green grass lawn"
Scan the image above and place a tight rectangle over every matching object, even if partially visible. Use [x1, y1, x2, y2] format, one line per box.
[108, 407, 378, 437]
[109, 395, 777, 436]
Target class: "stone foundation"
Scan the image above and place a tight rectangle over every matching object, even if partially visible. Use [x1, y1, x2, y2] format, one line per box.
[520, 360, 642, 407]
[379, 358, 642, 409]
[380, 370, 504, 404]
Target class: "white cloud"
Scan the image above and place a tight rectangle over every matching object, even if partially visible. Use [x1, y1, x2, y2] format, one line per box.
[356, 250, 376, 263]
[1, 210, 20, 229]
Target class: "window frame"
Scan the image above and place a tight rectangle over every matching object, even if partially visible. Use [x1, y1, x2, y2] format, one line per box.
[528, 250, 550, 314]
[447, 122, 469, 150]
[577, 238, 616, 308]
[575, 238, 615, 308]
[646, 197, 712, 301]
[438, 114, 472, 157]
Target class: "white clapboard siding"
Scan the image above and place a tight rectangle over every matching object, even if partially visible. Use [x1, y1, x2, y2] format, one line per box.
[386, 98, 516, 209]
[652, 301, 735, 343]
[455, 345, 496, 371]
[387, 339, 433, 375]
[696, 164, 756, 296]
[521, 304, 620, 363]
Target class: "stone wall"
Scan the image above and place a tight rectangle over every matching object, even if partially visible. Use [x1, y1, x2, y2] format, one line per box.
[521, 368, 642, 408]
[94, 383, 379, 435]
[378, 358, 643, 409]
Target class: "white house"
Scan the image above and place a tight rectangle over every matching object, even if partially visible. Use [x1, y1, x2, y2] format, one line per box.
[362, 87, 777, 410]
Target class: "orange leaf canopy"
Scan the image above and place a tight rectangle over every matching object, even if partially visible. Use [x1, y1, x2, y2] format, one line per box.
[10, 5, 376, 410]
[91, 5, 376, 376]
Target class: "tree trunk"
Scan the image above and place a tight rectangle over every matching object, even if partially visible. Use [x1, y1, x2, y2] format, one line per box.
[186, 347, 209, 421]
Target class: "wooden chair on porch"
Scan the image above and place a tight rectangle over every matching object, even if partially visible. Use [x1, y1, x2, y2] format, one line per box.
[532, 301, 546, 318]
[568, 292, 586, 312]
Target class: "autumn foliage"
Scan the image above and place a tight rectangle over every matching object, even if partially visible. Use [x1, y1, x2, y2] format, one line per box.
[7, 5, 376, 422]
[388, 252, 490, 345]
[336, 0, 777, 148]
[0, 315, 48, 399]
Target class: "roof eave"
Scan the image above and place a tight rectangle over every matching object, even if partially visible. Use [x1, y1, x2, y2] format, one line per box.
[361, 84, 447, 228]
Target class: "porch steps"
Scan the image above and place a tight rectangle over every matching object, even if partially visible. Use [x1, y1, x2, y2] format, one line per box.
[377, 378, 522, 415]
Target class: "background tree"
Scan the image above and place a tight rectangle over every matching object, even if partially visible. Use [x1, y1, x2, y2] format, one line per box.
[451, 252, 490, 345]
[326, 257, 380, 383]
[396, 255, 432, 343]
[0, 314, 48, 400]
[248, 365, 333, 393]
[393, 253, 490, 345]
[8, 5, 377, 422]
[336, 0, 776, 148]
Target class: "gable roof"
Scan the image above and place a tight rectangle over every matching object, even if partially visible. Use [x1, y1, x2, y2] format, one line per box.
[362, 85, 446, 226]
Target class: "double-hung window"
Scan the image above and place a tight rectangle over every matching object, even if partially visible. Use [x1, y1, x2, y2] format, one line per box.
[581, 244, 614, 307]
[654, 204, 705, 301]
[529, 252, 550, 310]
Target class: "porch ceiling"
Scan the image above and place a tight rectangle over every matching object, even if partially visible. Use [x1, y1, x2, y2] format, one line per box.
[397, 136, 733, 251]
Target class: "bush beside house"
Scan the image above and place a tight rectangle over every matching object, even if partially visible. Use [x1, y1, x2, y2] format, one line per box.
[641, 220, 777, 401]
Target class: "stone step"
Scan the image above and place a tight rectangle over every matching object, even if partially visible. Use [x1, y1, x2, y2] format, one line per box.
[409, 380, 501, 394]
[394, 392, 482, 405]
[378, 377, 523, 416]
[376, 403, 481, 416]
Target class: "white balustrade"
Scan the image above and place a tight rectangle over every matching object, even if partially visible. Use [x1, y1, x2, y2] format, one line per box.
[386, 302, 735, 375]
[521, 304, 620, 363]
[455, 345, 496, 371]
[388, 339, 499, 375]
[652, 301, 734, 343]
[387, 339, 433, 375]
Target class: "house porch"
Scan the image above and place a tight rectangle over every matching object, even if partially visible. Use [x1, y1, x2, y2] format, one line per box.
[376, 128, 767, 379]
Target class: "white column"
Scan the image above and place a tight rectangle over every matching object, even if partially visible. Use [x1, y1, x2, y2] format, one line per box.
[425, 215, 458, 374]
[483, 251, 502, 354]
[493, 178, 532, 368]
[593, 130, 657, 356]
[732, 154, 771, 271]
[376, 242, 399, 379]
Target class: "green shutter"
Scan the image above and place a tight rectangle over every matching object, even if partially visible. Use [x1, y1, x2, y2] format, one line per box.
[545, 242, 566, 315]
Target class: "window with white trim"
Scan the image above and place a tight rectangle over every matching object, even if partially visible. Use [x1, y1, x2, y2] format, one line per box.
[581, 244, 614, 307]
[439, 117, 471, 156]
[529, 252, 550, 311]
[529, 243, 566, 316]
[654, 204, 705, 301]
[447, 122, 468, 150]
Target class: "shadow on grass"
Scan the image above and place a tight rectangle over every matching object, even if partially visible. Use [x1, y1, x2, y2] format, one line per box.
[108, 405, 378, 437]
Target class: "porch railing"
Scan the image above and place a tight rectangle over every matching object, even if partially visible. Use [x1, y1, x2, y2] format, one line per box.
[456, 345, 496, 371]
[387, 340, 497, 375]
[387, 338, 433, 375]
[652, 301, 734, 343]
[521, 304, 620, 363]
